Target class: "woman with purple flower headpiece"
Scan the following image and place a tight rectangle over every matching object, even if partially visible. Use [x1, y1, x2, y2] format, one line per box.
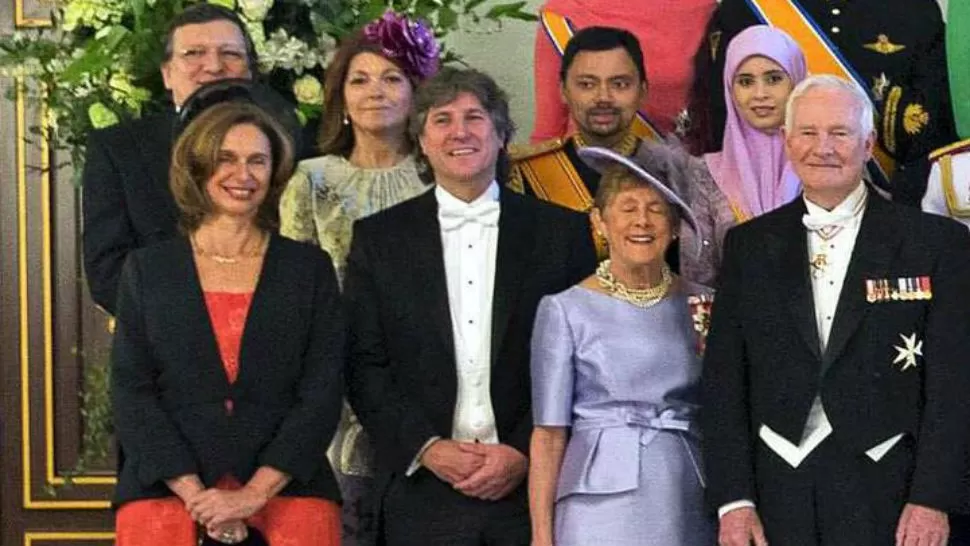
[279, 10, 441, 546]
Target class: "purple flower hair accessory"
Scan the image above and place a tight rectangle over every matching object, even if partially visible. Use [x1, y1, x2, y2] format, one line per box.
[363, 10, 441, 81]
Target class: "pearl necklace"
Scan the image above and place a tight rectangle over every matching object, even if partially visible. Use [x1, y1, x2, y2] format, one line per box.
[595, 259, 673, 308]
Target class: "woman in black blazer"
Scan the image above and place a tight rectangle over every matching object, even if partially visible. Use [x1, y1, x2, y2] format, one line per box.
[111, 101, 344, 546]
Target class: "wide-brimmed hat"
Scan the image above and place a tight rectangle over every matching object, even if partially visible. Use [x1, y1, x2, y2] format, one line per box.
[578, 146, 698, 232]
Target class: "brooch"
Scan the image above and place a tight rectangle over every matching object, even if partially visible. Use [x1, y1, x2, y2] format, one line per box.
[903, 103, 930, 135]
[688, 294, 714, 356]
[863, 34, 906, 55]
[871, 73, 891, 102]
[892, 333, 923, 371]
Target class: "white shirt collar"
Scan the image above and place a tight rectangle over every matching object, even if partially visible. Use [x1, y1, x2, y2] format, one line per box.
[804, 182, 868, 219]
[435, 180, 500, 210]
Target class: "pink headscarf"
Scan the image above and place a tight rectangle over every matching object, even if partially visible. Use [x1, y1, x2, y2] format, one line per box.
[704, 25, 807, 219]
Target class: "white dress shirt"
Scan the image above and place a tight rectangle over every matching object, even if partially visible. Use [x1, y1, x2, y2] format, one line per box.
[720, 182, 870, 518]
[405, 181, 503, 476]
[437, 181, 501, 444]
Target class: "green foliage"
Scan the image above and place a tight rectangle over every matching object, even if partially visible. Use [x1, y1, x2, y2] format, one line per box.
[0, 0, 536, 175]
[2, 0, 535, 489]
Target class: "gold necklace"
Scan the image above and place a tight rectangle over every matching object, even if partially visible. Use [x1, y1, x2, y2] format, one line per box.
[192, 231, 267, 265]
[574, 131, 639, 157]
[595, 259, 673, 308]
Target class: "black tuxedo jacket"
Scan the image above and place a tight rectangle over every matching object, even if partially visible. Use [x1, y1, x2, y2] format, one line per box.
[702, 193, 970, 513]
[343, 188, 596, 477]
[111, 235, 344, 507]
[82, 111, 179, 315]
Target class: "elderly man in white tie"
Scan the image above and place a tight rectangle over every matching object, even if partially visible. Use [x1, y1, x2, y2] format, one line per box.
[702, 74, 970, 546]
[342, 67, 596, 546]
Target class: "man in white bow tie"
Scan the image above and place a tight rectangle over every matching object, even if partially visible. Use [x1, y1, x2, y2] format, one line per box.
[703, 74, 970, 546]
[343, 67, 596, 545]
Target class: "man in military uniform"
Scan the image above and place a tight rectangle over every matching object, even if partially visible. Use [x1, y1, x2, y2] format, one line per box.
[922, 139, 970, 231]
[694, 0, 956, 206]
[510, 26, 655, 256]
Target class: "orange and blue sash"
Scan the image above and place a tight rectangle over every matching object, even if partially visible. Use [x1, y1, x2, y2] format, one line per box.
[541, 10, 662, 142]
[745, 0, 895, 188]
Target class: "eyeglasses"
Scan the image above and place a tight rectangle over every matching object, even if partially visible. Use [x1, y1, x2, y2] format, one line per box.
[175, 46, 249, 69]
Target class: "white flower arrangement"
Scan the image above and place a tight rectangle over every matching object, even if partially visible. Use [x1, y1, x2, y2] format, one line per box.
[0, 0, 536, 487]
[0, 0, 535, 171]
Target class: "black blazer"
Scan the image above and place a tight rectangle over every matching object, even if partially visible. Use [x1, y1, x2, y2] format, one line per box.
[110, 234, 344, 507]
[81, 105, 308, 316]
[343, 188, 596, 477]
[702, 194, 970, 513]
[82, 111, 179, 315]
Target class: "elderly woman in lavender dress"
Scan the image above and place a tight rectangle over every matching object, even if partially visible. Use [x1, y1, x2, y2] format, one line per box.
[528, 146, 715, 546]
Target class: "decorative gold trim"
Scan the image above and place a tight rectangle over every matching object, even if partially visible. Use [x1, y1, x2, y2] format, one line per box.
[728, 201, 751, 224]
[24, 532, 114, 545]
[508, 138, 564, 161]
[862, 34, 905, 55]
[18, 79, 32, 510]
[929, 137, 970, 161]
[940, 156, 970, 219]
[883, 86, 902, 155]
[16, 82, 114, 511]
[15, 0, 54, 28]
[902, 103, 929, 136]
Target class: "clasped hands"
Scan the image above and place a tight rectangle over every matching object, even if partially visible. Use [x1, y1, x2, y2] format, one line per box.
[718, 504, 949, 546]
[420, 439, 527, 501]
[184, 486, 267, 543]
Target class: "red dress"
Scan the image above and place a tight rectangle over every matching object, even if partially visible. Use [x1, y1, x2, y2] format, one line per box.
[115, 292, 341, 546]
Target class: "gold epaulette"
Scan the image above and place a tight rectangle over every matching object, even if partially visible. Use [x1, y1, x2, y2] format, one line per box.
[508, 137, 566, 162]
[929, 137, 970, 162]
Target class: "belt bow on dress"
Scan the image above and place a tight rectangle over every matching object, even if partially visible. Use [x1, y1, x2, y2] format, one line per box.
[555, 406, 705, 501]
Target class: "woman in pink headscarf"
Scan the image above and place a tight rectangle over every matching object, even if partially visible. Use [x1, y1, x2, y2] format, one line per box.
[679, 25, 807, 286]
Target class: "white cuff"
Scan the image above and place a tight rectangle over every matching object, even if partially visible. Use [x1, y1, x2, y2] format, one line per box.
[718, 500, 756, 519]
[405, 436, 441, 477]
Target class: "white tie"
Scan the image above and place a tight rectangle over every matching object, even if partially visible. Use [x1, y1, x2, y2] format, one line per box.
[438, 200, 500, 231]
[802, 209, 857, 240]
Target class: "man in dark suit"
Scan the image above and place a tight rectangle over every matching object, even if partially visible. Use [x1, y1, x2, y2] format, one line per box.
[82, 3, 257, 315]
[343, 68, 596, 545]
[702, 74, 970, 546]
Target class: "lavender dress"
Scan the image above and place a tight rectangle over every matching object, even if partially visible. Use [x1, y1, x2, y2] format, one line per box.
[531, 281, 716, 546]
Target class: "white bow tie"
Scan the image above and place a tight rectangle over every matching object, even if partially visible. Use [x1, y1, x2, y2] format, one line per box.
[802, 209, 857, 240]
[438, 200, 500, 231]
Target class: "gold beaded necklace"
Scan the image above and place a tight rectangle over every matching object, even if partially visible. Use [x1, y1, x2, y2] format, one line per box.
[595, 259, 673, 308]
[192, 231, 268, 265]
[573, 131, 639, 157]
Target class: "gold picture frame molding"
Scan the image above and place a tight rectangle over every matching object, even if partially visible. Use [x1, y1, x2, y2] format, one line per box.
[16, 81, 114, 512]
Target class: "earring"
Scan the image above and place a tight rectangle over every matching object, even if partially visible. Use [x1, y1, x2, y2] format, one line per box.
[342, 113, 350, 126]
